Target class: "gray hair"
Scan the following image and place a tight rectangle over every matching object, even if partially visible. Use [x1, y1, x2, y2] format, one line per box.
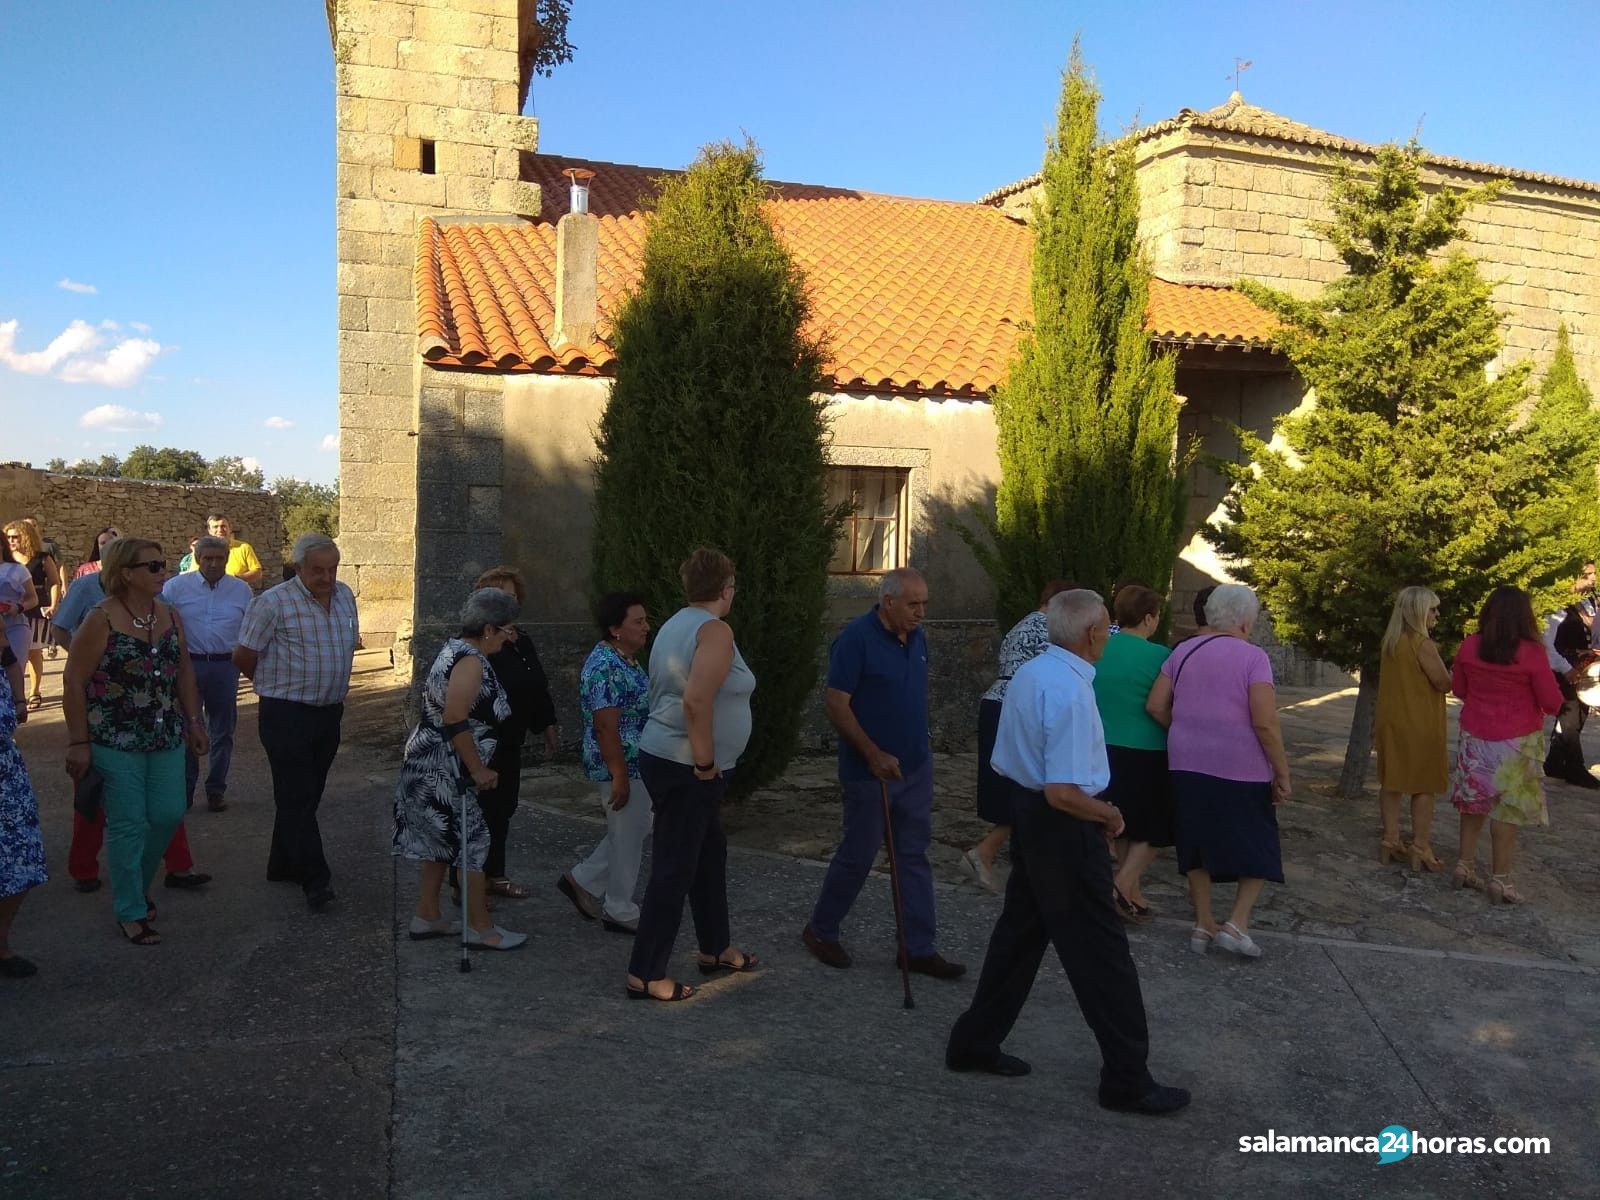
[193, 535, 230, 556]
[291, 532, 339, 565]
[459, 587, 520, 637]
[880, 567, 926, 600]
[1204, 583, 1260, 633]
[1046, 589, 1107, 647]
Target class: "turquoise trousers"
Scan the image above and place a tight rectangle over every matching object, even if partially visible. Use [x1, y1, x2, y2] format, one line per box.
[91, 744, 186, 923]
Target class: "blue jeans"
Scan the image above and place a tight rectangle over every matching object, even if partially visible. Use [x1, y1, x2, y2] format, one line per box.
[809, 756, 937, 956]
[93, 745, 186, 922]
[185, 657, 240, 802]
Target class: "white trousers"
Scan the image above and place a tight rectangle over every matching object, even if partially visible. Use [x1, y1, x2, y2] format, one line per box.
[570, 776, 654, 923]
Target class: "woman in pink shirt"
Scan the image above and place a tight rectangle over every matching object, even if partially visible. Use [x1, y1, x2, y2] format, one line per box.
[1449, 587, 1563, 903]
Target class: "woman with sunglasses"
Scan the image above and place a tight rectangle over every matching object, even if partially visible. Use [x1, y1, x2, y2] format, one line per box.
[62, 539, 209, 945]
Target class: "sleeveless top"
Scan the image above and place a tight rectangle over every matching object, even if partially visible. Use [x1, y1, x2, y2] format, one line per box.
[637, 607, 757, 770]
[86, 613, 185, 753]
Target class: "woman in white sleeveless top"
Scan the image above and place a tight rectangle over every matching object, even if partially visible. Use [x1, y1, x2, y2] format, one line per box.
[625, 548, 761, 1003]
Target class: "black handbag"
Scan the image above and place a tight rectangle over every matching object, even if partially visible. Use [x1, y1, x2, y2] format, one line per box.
[73, 766, 105, 818]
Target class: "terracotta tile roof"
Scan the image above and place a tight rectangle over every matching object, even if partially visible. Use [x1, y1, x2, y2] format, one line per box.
[416, 153, 1276, 392]
[979, 91, 1600, 205]
[1145, 277, 1279, 348]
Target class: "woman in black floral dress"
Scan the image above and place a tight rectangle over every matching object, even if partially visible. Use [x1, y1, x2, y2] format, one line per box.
[0, 645, 47, 976]
[394, 588, 524, 951]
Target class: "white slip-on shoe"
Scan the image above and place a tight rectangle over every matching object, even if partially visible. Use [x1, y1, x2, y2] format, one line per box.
[962, 848, 1001, 894]
[1188, 927, 1213, 955]
[465, 924, 528, 951]
[1214, 922, 1263, 958]
[408, 915, 462, 940]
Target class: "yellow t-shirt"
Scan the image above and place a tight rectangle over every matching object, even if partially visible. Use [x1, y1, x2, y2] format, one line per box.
[226, 539, 261, 578]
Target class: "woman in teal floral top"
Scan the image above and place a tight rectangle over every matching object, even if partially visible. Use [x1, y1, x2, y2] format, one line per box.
[63, 538, 208, 945]
[558, 592, 653, 933]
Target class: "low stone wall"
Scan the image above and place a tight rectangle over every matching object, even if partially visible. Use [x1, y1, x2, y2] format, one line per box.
[0, 465, 284, 585]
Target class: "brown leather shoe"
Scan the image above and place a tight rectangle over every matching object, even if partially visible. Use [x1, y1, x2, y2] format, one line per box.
[802, 925, 851, 969]
[897, 951, 967, 979]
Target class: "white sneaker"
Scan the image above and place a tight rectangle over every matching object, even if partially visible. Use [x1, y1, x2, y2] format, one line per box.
[465, 924, 527, 951]
[962, 848, 1001, 894]
[1214, 922, 1262, 958]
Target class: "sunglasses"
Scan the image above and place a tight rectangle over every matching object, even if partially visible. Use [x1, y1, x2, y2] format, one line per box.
[132, 560, 167, 573]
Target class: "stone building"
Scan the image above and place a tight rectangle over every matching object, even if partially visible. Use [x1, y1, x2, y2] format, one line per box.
[0, 465, 283, 583]
[331, 1, 1600, 732]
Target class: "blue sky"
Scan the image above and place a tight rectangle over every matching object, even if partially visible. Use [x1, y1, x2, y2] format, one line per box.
[3, 1, 1596, 485]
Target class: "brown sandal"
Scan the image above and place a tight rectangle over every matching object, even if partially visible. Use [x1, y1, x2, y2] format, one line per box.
[118, 919, 161, 946]
[486, 878, 532, 899]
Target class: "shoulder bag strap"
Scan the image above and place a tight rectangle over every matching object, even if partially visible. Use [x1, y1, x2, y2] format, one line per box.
[1170, 634, 1229, 695]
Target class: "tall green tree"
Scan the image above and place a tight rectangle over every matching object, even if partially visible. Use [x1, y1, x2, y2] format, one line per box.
[272, 476, 340, 552]
[961, 43, 1189, 624]
[1210, 143, 1600, 796]
[120, 445, 210, 483]
[46, 454, 122, 478]
[205, 455, 266, 490]
[590, 140, 844, 794]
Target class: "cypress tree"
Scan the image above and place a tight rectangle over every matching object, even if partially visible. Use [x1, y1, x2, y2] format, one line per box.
[962, 43, 1189, 625]
[590, 141, 844, 794]
[1211, 144, 1600, 796]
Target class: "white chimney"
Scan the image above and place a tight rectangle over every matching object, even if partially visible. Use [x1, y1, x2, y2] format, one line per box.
[554, 167, 598, 350]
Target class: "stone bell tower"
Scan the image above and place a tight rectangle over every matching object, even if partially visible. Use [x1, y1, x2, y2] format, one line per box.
[327, 0, 543, 667]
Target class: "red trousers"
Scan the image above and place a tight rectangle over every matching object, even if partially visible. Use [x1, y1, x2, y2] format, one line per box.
[68, 809, 192, 882]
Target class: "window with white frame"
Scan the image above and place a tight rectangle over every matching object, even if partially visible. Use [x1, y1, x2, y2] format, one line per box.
[827, 466, 909, 575]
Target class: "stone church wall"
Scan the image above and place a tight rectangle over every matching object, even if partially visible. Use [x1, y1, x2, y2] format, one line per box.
[0, 465, 283, 584]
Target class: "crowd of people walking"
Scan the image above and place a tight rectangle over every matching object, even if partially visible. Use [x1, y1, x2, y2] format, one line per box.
[0, 512, 1588, 1113]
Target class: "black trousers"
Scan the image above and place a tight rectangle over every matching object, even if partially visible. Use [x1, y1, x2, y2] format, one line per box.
[1545, 672, 1588, 776]
[947, 786, 1155, 1099]
[478, 721, 528, 879]
[259, 697, 343, 893]
[628, 752, 731, 983]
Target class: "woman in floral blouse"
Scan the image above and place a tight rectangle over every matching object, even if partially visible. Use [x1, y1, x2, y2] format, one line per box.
[964, 580, 1075, 891]
[558, 591, 652, 934]
[62, 538, 208, 946]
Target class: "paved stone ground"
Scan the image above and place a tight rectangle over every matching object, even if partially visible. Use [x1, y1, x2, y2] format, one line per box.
[3, 653, 1597, 1198]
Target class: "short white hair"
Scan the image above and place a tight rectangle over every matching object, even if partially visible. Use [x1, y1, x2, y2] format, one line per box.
[1205, 583, 1260, 633]
[291, 532, 339, 565]
[1046, 589, 1106, 647]
[880, 567, 925, 600]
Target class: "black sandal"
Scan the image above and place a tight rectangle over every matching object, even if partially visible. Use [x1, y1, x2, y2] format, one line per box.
[626, 980, 695, 1002]
[697, 950, 761, 976]
[118, 919, 161, 946]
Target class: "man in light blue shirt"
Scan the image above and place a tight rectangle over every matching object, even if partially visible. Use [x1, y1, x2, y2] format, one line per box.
[946, 589, 1189, 1117]
[163, 536, 252, 812]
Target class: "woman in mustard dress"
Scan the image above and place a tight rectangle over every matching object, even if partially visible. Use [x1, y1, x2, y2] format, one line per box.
[1374, 586, 1452, 870]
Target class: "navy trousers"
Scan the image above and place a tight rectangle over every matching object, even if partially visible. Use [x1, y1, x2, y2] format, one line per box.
[185, 657, 240, 802]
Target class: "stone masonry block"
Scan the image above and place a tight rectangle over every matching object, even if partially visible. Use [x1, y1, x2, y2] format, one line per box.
[445, 175, 493, 210]
[393, 134, 425, 171]
[1206, 227, 1237, 251]
[340, 392, 414, 431]
[340, 131, 396, 167]
[372, 166, 449, 207]
[336, 0, 416, 41]
[416, 480, 468, 529]
[339, 295, 370, 332]
[411, 6, 493, 50]
[489, 179, 541, 217]
[341, 460, 416, 501]
[369, 361, 415, 398]
[366, 296, 416, 335]
[417, 434, 502, 485]
[419, 384, 465, 433]
[467, 485, 501, 531]
[489, 15, 519, 52]
[1236, 230, 1272, 255]
[456, 77, 494, 114]
[337, 262, 411, 301]
[491, 83, 520, 114]
[339, 361, 370, 395]
[339, 531, 417, 568]
[338, 64, 464, 108]
[397, 39, 518, 84]
[354, 564, 416, 602]
[1214, 161, 1254, 190]
[463, 388, 504, 438]
[336, 163, 374, 199]
[337, 95, 368, 132]
[1258, 212, 1289, 235]
[363, 98, 411, 134]
[493, 147, 521, 178]
[342, 426, 416, 466]
[342, 32, 398, 68]
[1270, 234, 1303, 256]
[340, 495, 415, 535]
[338, 196, 422, 236]
[453, 143, 496, 179]
[339, 329, 413, 366]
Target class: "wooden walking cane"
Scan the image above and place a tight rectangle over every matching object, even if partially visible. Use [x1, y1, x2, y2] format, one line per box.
[880, 779, 915, 1010]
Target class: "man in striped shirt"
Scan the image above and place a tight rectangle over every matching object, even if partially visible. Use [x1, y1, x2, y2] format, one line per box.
[234, 533, 359, 911]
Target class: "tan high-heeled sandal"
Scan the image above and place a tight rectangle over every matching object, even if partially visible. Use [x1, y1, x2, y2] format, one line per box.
[1379, 838, 1411, 865]
[1487, 875, 1526, 905]
[1450, 860, 1483, 891]
[1409, 843, 1443, 872]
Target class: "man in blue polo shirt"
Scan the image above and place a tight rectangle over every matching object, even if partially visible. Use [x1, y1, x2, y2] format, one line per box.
[803, 568, 965, 979]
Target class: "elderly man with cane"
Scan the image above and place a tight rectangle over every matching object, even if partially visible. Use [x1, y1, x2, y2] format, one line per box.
[802, 567, 964, 979]
[946, 590, 1189, 1116]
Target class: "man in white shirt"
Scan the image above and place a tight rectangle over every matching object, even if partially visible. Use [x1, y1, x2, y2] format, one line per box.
[946, 589, 1189, 1117]
[234, 533, 359, 911]
[163, 536, 253, 812]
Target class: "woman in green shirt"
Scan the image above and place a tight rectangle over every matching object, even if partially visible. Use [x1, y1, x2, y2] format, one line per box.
[1093, 585, 1173, 923]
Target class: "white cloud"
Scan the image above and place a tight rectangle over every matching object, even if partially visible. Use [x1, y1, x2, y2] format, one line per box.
[58, 337, 162, 387]
[79, 404, 165, 433]
[129, 321, 152, 334]
[0, 318, 163, 388]
[57, 278, 98, 295]
[99, 319, 120, 331]
[320, 432, 340, 452]
[263, 415, 296, 430]
[241, 456, 262, 473]
[0, 319, 99, 375]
